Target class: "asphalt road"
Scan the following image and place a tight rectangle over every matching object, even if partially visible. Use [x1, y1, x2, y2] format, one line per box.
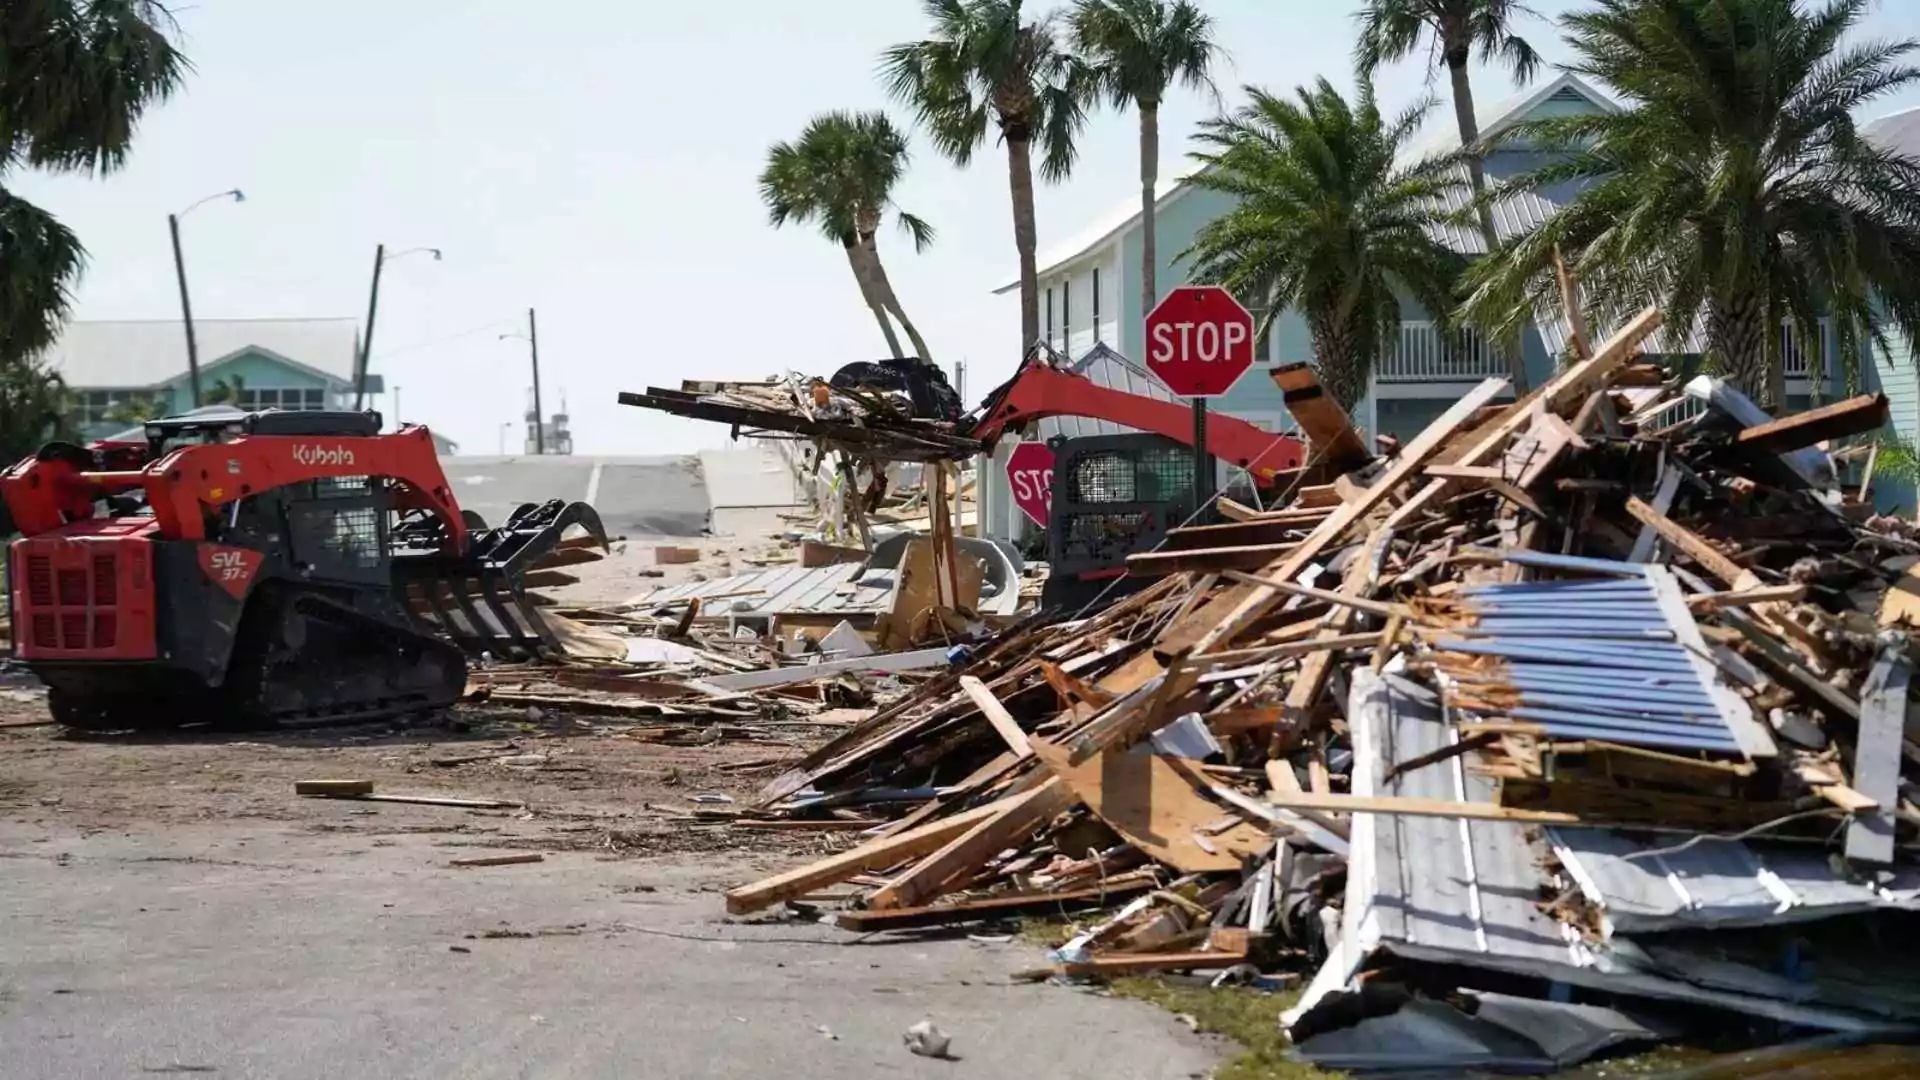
[441, 455, 711, 539]
[0, 821, 1223, 1080]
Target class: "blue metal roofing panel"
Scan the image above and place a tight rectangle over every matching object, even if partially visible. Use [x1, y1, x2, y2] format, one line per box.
[1437, 564, 1761, 755]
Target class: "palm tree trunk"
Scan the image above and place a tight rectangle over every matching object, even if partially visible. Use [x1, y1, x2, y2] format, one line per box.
[861, 232, 933, 361]
[844, 241, 905, 359]
[1447, 51, 1529, 394]
[1007, 131, 1041, 349]
[1307, 306, 1366, 416]
[1140, 99, 1160, 319]
[1710, 287, 1773, 408]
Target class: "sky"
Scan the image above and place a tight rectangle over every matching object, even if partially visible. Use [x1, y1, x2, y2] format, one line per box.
[14, 0, 1920, 455]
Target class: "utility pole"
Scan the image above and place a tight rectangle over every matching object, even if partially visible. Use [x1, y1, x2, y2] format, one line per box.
[353, 243, 385, 411]
[527, 307, 545, 455]
[168, 213, 204, 408]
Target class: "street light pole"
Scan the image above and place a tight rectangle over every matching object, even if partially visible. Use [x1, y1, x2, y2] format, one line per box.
[353, 244, 384, 411]
[353, 245, 441, 412]
[168, 188, 245, 408]
[527, 308, 545, 455]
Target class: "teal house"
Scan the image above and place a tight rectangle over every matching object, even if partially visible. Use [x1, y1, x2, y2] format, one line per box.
[976, 73, 1918, 540]
[43, 317, 383, 442]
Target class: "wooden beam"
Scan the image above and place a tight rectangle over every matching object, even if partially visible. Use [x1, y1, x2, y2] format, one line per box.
[1272, 362, 1371, 473]
[1386, 307, 1664, 531]
[1186, 378, 1514, 657]
[831, 880, 1156, 932]
[1686, 584, 1808, 612]
[1266, 790, 1587, 824]
[1128, 542, 1300, 576]
[959, 675, 1033, 759]
[866, 777, 1073, 910]
[1624, 496, 1745, 585]
[1735, 393, 1889, 454]
[1052, 949, 1250, 978]
[1846, 650, 1909, 865]
[1163, 515, 1326, 549]
[723, 799, 1009, 914]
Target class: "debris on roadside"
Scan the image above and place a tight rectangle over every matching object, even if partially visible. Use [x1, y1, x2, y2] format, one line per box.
[295, 780, 523, 810]
[448, 853, 546, 868]
[718, 307, 1920, 1068]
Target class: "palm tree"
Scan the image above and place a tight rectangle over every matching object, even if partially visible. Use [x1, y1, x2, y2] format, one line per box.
[1183, 79, 1468, 414]
[1071, 0, 1220, 319]
[1465, 0, 1920, 408]
[1, 2, 185, 452]
[760, 111, 936, 361]
[1, 2, 187, 365]
[883, 0, 1092, 351]
[1356, 0, 1540, 390]
[204, 374, 244, 407]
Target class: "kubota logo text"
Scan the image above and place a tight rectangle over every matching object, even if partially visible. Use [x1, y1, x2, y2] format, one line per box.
[293, 444, 356, 467]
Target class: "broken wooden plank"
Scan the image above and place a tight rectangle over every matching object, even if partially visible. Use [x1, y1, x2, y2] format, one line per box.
[1034, 740, 1267, 872]
[449, 853, 545, 868]
[723, 799, 1009, 914]
[1735, 393, 1888, 454]
[1624, 496, 1745, 585]
[1189, 377, 1511, 657]
[959, 675, 1033, 759]
[1846, 649, 1909, 865]
[1127, 542, 1299, 576]
[1272, 362, 1371, 473]
[832, 880, 1156, 932]
[1053, 948, 1250, 978]
[294, 779, 374, 797]
[866, 777, 1073, 910]
[1686, 584, 1808, 612]
[1266, 790, 1587, 824]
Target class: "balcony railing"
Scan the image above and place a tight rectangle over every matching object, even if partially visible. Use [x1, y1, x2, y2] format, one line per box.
[1376, 321, 1502, 382]
[1782, 317, 1832, 381]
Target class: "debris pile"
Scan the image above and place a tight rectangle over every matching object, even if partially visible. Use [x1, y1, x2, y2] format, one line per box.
[724, 308, 1920, 1069]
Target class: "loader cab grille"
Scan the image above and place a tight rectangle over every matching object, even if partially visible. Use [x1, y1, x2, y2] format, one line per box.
[1047, 434, 1197, 578]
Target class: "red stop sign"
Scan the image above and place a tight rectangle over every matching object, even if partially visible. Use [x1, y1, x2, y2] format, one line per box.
[1144, 285, 1256, 397]
[1005, 441, 1055, 527]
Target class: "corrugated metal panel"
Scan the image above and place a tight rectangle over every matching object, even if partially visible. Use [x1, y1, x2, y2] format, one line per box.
[1549, 828, 1920, 936]
[625, 563, 895, 618]
[1288, 670, 1917, 1033]
[1438, 560, 1765, 755]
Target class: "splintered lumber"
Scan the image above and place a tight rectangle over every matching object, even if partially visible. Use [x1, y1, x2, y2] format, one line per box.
[1845, 650, 1909, 865]
[1265, 791, 1586, 825]
[865, 777, 1073, 910]
[1189, 377, 1512, 657]
[959, 675, 1033, 759]
[1053, 948, 1251, 978]
[295, 779, 374, 797]
[361, 793, 524, 809]
[800, 539, 868, 568]
[832, 879, 1156, 931]
[1386, 307, 1663, 530]
[1128, 542, 1298, 576]
[1272, 362, 1370, 473]
[1735, 394, 1888, 454]
[449, 853, 545, 868]
[724, 798, 1009, 914]
[1625, 496, 1746, 585]
[1034, 740, 1267, 872]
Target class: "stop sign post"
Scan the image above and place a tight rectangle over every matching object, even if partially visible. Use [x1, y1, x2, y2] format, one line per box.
[1144, 285, 1257, 510]
[1005, 441, 1055, 528]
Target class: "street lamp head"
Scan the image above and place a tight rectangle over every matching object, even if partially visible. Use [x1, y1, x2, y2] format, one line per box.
[179, 188, 247, 218]
[229, 189, 246, 204]
[383, 246, 444, 265]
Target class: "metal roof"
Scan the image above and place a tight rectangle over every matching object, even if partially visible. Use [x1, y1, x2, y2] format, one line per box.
[626, 563, 897, 619]
[43, 318, 360, 390]
[1437, 556, 1774, 757]
[1288, 669, 1919, 1034]
[1034, 342, 1183, 443]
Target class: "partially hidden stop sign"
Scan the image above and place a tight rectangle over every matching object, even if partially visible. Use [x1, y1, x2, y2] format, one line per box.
[1144, 285, 1256, 398]
[1006, 441, 1055, 527]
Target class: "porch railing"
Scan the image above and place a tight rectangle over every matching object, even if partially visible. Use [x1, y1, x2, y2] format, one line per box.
[1781, 317, 1832, 381]
[1375, 321, 1502, 382]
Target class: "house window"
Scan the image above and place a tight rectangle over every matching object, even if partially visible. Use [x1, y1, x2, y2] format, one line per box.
[236, 388, 327, 411]
[75, 389, 151, 427]
[1092, 267, 1102, 343]
[1063, 276, 1072, 348]
[1045, 287, 1055, 348]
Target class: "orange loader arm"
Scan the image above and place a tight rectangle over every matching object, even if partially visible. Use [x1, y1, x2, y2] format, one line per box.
[964, 359, 1307, 486]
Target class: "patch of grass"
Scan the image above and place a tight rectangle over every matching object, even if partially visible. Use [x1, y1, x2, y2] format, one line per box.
[1110, 977, 1345, 1080]
[1014, 914, 1081, 948]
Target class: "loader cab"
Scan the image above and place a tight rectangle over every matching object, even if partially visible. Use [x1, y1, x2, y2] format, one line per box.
[1042, 433, 1200, 612]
